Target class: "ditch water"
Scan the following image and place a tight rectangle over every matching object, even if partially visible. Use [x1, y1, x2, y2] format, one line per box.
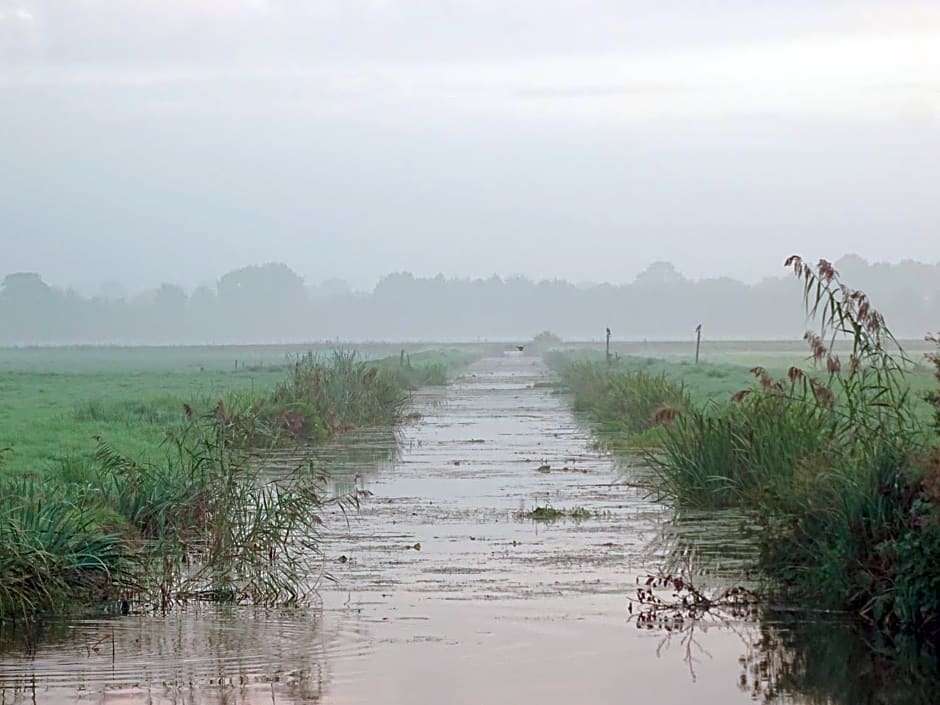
[0, 356, 930, 704]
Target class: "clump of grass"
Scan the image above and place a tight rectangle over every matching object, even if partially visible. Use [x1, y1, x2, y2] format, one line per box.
[645, 383, 835, 509]
[568, 506, 592, 519]
[386, 348, 480, 388]
[267, 350, 406, 437]
[0, 477, 131, 621]
[759, 448, 940, 637]
[242, 348, 475, 444]
[547, 356, 690, 447]
[0, 417, 340, 623]
[519, 505, 591, 521]
[73, 398, 184, 426]
[188, 350, 416, 447]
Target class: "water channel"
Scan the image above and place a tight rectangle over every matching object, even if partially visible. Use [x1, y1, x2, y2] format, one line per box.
[0, 355, 927, 704]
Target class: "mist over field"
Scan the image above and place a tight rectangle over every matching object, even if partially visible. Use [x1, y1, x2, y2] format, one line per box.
[1, 255, 938, 344]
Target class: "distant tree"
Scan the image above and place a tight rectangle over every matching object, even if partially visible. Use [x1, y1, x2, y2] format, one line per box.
[150, 283, 189, 341]
[0, 272, 58, 342]
[833, 253, 870, 282]
[308, 278, 352, 301]
[634, 261, 687, 287]
[1, 272, 53, 300]
[153, 283, 188, 312]
[188, 285, 218, 341]
[218, 263, 305, 304]
[373, 272, 416, 300]
[217, 263, 308, 339]
[526, 330, 563, 354]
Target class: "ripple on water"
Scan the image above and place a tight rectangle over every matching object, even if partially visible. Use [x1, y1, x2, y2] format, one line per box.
[0, 606, 359, 704]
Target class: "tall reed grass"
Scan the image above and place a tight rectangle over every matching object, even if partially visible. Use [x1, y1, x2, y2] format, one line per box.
[640, 256, 940, 642]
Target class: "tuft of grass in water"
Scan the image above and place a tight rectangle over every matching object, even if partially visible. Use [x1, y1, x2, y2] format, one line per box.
[568, 506, 592, 519]
[519, 505, 591, 521]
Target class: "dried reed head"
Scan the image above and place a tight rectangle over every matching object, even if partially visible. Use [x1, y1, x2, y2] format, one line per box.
[826, 355, 842, 375]
[810, 380, 835, 408]
[650, 405, 680, 426]
[750, 366, 776, 390]
[804, 332, 828, 362]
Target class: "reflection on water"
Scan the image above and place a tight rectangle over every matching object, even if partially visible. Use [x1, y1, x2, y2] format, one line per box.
[643, 513, 940, 705]
[260, 426, 401, 499]
[741, 612, 940, 705]
[0, 607, 335, 704]
[657, 508, 759, 582]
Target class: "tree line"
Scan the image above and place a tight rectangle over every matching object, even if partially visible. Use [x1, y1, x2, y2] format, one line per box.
[1, 256, 937, 344]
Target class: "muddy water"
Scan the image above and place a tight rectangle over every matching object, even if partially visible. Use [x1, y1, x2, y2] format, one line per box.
[0, 356, 837, 703]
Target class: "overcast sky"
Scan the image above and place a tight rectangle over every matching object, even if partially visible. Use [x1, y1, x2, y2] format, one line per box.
[1, 1, 939, 294]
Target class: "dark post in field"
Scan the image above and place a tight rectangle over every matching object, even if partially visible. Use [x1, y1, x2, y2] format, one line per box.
[606, 327, 612, 366]
[695, 324, 702, 364]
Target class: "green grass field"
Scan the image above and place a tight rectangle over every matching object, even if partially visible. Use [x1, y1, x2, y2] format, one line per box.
[552, 340, 937, 410]
[0, 345, 479, 478]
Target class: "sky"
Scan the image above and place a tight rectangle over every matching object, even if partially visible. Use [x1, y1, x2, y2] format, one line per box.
[1, 1, 939, 294]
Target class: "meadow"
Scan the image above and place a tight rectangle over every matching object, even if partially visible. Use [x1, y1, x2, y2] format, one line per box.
[0, 344, 477, 477]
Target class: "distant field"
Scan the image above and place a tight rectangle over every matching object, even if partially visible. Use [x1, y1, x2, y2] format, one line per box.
[552, 338, 937, 408]
[0, 343, 480, 477]
[595, 338, 935, 367]
[0, 342, 488, 375]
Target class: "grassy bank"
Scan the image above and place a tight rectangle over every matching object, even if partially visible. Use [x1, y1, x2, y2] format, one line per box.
[548, 259, 940, 646]
[543, 351, 691, 450]
[0, 345, 477, 621]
